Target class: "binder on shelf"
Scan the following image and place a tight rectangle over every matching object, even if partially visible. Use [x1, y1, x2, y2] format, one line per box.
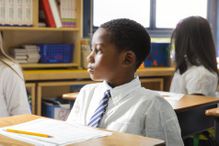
[41, 0, 56, 27]
[15, 0, 23, 25]
[60, 0, 77, 27]
[8, 0, 15, 25]
[23, 0, 33, 26]
[38, 44, 73, 63]
[48, 0, 62, 28]
[0, 0, 5, 25]
[0, 0, 33, 26]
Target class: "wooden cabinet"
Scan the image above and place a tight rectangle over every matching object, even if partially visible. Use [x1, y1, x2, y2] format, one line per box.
[141, 78, 164, 91]
[36, 81, 93, 115]
[25, 83, 36, 114]
[1, 0, 82, 69]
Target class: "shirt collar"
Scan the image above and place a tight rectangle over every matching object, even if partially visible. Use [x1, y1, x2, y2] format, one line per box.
[102, 76, 141, 104]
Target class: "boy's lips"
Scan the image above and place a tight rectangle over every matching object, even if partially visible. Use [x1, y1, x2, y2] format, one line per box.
[87, 66, 94, 73]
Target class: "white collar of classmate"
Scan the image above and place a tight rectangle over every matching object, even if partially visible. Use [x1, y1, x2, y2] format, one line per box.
[66, 76, 184, 146]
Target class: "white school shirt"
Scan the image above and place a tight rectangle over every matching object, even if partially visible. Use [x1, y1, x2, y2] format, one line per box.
[170, 65, 218, 97]
[0, 61, 31, 117]
[67, 77, 184, 146]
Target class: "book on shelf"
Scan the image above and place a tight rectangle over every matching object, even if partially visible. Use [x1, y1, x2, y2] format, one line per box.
[7, 0, 15, 25]
[40, 0, 56, 27]
[0, 0, 33, 26]
[0, 0, 6, 25]
[48, 0, 62, 28]
[60, 0, 77, 27]
[23, 0, 33, 26]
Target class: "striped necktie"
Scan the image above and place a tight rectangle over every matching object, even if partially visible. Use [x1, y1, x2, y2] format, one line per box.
[88, 90, 111, 127]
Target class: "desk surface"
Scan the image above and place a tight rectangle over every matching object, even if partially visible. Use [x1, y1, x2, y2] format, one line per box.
[166, 94, 219, 112]
[0, 114, 165, 146]
[62, 93, 219, 112]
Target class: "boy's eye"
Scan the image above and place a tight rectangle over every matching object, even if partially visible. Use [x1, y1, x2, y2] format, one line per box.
[94, 48, 99, 54]
[91, 47, 102, 54]
[91, 44, 103, 54]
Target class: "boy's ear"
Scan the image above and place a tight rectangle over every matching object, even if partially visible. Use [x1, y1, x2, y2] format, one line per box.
[122, 51, 136, 67]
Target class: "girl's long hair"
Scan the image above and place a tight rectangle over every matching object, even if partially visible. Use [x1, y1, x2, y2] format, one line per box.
[171, 16, 218, 75]
[0, 32, 24, 80]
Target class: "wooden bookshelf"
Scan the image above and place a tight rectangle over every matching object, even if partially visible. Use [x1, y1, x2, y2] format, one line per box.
[0, 27, 80, 31]
[21, 63, 79, 69]
[0, 0, 82, 69]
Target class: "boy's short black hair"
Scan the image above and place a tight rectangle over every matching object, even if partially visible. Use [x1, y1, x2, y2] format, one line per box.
[100, 18, 151, 69]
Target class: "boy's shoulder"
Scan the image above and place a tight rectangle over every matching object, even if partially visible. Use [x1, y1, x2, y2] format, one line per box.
[137, 88, 173, 107]
[136, 88, 164, 101]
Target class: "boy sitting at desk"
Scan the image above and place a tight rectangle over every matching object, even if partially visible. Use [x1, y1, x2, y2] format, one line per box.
[67, 18, 184, 146]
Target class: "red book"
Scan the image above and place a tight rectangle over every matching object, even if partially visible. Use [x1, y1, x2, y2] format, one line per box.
[41, 0, 56, 27]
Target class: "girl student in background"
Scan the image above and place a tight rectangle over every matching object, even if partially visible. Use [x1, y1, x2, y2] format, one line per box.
[170, 16, 218, 97]
[0, 32, 31, 117]
[170, 16, 218, 146]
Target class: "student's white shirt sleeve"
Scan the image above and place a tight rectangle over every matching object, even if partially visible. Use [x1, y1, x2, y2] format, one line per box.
[3, 65, 31, 115]
[185, 69, 218, 96]
[144, 96, 184, 146]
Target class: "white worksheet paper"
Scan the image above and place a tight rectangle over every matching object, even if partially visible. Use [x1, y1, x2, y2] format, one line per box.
[0, 118, 112, 146]
[157, 91, 184, 101]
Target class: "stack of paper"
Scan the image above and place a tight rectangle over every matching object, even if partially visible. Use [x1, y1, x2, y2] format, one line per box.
[157, 91, 184, 101]
[12, 45, 40, 64]
[0, 118, 112, 146]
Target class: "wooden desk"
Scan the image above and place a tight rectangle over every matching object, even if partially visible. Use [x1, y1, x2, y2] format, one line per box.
[0, 114, 165, 146]
[166, 95, 219, 138]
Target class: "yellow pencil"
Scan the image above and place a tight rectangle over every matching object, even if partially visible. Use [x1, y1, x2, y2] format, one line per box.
[5, 128, 52, 138]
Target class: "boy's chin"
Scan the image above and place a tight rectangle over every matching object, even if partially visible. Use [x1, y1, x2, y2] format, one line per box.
[89, 75, 103, 82]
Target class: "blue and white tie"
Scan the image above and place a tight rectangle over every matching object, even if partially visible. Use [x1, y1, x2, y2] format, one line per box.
[88, 90, 111, 127]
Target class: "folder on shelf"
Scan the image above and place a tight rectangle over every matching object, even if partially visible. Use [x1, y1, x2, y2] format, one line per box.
[0, 118, 112, 146]
[41, 0, 56, 27]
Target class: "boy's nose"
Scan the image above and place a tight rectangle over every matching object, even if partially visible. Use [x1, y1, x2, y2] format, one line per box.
[87, 52, 95, 63]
